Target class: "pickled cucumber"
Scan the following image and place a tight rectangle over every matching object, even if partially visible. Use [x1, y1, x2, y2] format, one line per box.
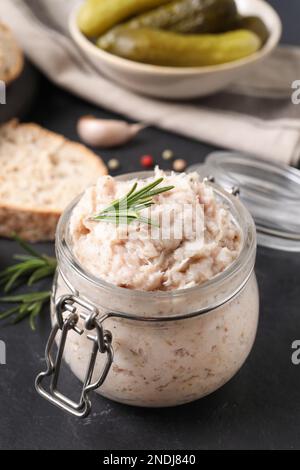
[78, 0, 171, 37]
[237, 16, 269, 45]
[120, 0, 238, 34]
[99, 0, 239, 49]
[97, 28, 262, 67]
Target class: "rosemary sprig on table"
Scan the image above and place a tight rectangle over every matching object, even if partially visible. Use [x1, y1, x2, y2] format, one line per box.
[0, 236, 57, 330]
[92, 177, 174, 226]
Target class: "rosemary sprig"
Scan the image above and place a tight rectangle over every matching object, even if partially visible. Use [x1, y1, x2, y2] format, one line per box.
[92, 177, 174, 226]
[0, 292, 51, 330]
[0, 236, 57, 330]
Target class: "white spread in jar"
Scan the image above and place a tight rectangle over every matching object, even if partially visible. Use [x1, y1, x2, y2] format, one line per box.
[69, 168, 242, 291]
[53, 168, 258, 408]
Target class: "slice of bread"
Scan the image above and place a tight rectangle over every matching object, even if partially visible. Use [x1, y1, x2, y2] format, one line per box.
[0, 120, 107, 242]
[0, 23, 24, 84]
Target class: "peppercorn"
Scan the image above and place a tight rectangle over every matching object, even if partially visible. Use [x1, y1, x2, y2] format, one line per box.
[162, 149, 174, 160]
[140, 155, 154, 168]
[108, 158, 120, 171]
[173, 159, 187, 172]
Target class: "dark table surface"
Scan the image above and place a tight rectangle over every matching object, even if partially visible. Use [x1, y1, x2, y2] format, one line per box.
[0, 0, 300, 451]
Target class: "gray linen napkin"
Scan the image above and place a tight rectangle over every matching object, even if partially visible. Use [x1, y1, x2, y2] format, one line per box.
[1, 0, 300, 165]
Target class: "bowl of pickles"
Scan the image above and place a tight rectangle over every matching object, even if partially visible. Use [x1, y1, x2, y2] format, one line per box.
[70, 0, 282, 99]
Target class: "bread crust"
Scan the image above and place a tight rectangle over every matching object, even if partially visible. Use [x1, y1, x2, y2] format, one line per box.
[0, 120, 107, 242]
[0, 206, 60, 242]
[0, 22, 24, 84]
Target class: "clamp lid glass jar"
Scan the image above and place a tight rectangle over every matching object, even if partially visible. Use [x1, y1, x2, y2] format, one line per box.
[36, 171, 259, 417]
[189, 152, 300, 252]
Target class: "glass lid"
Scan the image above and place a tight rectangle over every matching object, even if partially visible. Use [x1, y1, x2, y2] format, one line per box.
[188, 152, 300, 252]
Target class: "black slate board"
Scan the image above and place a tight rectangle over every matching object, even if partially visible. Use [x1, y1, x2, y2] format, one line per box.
[0, 0, 300, 450]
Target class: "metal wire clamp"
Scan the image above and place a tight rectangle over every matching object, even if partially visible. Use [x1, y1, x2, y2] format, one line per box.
[35, 295, 113, 418]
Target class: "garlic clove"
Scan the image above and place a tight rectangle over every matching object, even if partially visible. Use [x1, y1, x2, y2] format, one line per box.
[77, 116, 145, 148]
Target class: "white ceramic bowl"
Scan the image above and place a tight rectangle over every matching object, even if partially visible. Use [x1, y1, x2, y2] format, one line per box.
[69, 0, 281, 99]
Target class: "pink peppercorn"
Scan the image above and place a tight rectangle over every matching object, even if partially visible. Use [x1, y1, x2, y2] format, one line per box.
[140, 155, 154, 168]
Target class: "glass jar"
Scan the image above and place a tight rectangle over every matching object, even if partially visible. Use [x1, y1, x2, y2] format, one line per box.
[36, 173, 259, 417]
